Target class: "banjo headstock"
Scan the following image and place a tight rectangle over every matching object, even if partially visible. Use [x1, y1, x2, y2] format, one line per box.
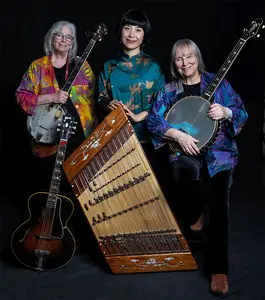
[241, 18, 264, 41]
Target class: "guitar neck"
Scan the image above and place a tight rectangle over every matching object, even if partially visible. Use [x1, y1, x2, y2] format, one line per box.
[201, 37, 246, 102]
[47, 139, 68, 208]
[62, 39, 97, 92]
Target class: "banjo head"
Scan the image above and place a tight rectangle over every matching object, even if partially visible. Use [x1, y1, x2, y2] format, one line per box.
[27, 104, 65, 144]
[165, 96, 219, 150]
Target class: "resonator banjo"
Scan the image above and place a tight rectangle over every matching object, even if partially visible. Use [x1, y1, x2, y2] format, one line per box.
[27, 24, 108, 144]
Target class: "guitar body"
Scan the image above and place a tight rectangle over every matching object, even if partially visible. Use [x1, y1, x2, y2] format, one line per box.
[165, 96, 220, 152]
[27, 104, 65, 144]
[11, 192, 76, 271]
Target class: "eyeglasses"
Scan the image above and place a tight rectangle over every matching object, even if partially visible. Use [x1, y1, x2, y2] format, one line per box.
[54, 33, 74, 42]
[175, 54, 195, 65]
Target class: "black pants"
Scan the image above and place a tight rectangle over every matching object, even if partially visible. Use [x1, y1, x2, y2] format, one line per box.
[171, 155, 232, 275]
[141, 143, 172, 199]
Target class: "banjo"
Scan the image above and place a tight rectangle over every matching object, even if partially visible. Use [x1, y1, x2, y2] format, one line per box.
[27, 23, 108, 144]
[165, 18, 264, 153]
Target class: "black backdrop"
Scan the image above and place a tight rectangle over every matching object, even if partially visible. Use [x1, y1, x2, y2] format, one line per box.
[0, 0, 264, 196]
[0, 0, 264, 298]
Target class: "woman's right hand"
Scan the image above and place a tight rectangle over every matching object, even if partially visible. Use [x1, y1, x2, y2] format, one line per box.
[108, 100, 124, 111]
[50, 91, 69, 104]
[174, 130, 200, 155]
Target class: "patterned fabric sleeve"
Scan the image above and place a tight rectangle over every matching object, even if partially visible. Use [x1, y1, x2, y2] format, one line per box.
[15, 61, 41, 115]
[146, 86, 172, 149]
[98, 62, 112, 109]
[82, 60, 96, 104]
[154, 65, 166, 95]
[222, 79, 248, 137]
[70, 59, 98, 137]
[145, 64, 166, 112]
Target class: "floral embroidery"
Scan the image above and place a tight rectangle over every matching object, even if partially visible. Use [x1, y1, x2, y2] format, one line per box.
[144, 80, 154, 89]
[136, 57, 151, 66]
[98, 51, 165, 142]
[121, 61, 133, 69]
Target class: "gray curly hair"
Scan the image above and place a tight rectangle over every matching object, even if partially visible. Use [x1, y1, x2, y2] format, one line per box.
[44, 20, 78, 61]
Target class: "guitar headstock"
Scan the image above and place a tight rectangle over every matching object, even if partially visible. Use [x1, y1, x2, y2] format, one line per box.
[241, 18, 264, 40]
[57, 114, 76, 140]
[92, 23, 108, 42]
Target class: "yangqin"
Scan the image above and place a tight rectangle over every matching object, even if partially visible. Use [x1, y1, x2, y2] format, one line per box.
[63, 106, 197, 274]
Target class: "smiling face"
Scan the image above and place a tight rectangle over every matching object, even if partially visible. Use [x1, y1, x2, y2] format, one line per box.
[175, 45, 200, 83]
[121, 24, 144, 57]
[53, 25, 74, 55]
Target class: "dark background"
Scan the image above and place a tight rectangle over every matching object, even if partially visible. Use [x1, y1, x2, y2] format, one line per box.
[0, 0, 264, 299]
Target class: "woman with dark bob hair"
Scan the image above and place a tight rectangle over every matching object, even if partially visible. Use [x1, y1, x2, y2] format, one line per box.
[116, 8, 152, 48]
[98, 9, 165, 171]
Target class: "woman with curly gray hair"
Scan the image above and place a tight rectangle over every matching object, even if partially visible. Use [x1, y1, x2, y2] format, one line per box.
[15, 20, 98, 251]
[16, 20, 97, 159]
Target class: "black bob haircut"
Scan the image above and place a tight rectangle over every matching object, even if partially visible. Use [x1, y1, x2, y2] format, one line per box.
[116, 9, 152, 47]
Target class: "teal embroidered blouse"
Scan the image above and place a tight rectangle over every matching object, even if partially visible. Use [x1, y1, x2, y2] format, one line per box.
[98, 50, 165, 143]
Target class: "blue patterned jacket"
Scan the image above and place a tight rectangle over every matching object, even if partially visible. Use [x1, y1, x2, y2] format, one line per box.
[146, 72, 248, 177]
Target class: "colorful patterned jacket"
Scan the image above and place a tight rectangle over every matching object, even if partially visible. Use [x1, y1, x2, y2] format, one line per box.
[16, 55, 98, 157]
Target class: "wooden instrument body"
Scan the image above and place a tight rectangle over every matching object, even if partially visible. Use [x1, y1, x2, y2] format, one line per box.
[63, 106, 197, 274]
[11, 191, 75, 271]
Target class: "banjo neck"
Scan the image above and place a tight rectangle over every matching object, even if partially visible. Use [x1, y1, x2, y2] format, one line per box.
[201, 18, 264, 103]
[201, 38, 247, 103]
[61, 24, 108, 93]
[61, 38, 97, 93]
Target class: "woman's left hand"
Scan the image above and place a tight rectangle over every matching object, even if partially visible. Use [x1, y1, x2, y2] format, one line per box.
[208, 103, 229, 120]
